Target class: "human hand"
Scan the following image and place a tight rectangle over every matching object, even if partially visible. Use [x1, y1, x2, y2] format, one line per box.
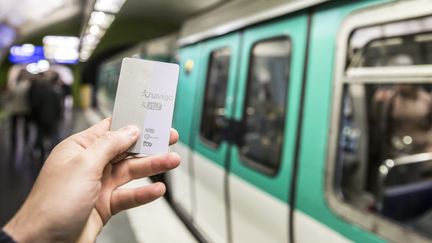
[3, 118, 180, 242]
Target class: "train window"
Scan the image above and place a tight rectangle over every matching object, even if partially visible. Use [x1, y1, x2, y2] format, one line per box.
[348, 16, 432, 68]
[335, 14, 432, 240]
[240, 37, 291, 175]
[199, 47, 231, 147]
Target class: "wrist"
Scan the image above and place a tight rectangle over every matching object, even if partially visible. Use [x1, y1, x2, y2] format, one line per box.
[3, 202, 50, 243]
[76, 209, 104, 243]
[3, 213, 34, 243]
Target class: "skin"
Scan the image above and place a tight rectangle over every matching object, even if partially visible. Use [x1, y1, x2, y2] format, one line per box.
[3, 118, 180, 242]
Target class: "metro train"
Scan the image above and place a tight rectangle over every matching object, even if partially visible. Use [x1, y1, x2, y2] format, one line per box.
[95, 0, 432, 242]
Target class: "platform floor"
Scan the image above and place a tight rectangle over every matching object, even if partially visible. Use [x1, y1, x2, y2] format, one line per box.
[0, 108, 196, 243]
[0, 109, 77, 227]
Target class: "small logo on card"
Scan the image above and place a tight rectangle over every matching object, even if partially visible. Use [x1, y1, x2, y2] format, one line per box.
[143, 141, 153, 147]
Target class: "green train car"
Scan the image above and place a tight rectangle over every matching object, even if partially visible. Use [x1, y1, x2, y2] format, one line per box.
[166, 0, 432, 242]
[94, 0, 432, 242]
[96, 33, 177, 116]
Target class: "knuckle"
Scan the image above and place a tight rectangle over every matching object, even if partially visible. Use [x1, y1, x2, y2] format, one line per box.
[78, 131, 99, 147]
[73, 151, 91, 166]
[99, 131, 129, 155]
[100, 132, 116, 143]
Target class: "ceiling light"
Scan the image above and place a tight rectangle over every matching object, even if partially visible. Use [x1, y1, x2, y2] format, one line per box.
[94, 0, 126, 14]
[37, 60, 50, 72]
[83, 35, 98, 45]
[94, 11, 106, 24]
[25, 59, 51, 74]
[43, 36, 79, 64]
[89, 25, 100, 35]
[26, 63, 39, 74]
[43, 36, 80, 47]
[89, 11, 115, 29]
[79, 51, 91, 62]
[86, 25, 106, 38]
[10, 44, 35, 57]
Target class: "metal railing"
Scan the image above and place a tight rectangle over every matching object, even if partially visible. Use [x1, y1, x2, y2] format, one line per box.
[377, 152, 432, 210]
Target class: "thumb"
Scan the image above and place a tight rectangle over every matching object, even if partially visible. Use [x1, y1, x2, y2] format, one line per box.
[79, 125, 140, 170]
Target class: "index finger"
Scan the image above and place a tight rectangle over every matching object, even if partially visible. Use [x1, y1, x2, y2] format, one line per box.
[68, 117, 112, 149]
[169, 128, 179, 145]
[78, 125, 140, 170]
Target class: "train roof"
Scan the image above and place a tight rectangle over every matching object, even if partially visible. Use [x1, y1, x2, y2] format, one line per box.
[144, 32, 178, 57]
[178, 0, 328, 46]
[100, 32, 178, 66]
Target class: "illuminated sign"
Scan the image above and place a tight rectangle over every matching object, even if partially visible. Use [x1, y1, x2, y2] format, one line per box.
[0, 24, 16, 49]
[9, 44, 45, 64]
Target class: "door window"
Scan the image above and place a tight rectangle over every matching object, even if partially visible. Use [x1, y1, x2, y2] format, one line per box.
[348, 16, 432, 68]
[335, 15, 432, 239]
[200, 47, 231, 147]
[239, 37, 291, 175]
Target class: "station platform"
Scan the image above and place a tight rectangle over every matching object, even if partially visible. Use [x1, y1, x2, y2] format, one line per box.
[0, 108, 196, 243]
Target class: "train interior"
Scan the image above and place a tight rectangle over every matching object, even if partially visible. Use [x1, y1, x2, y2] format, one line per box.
[338, 13, 432, 238]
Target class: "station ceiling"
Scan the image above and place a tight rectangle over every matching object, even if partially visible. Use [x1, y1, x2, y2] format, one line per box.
[0, 0, 227, 59]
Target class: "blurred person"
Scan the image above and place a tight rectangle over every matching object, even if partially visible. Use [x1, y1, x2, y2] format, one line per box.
[0, 118, 180, 242]
[371, 57, 429, 161]
[370, 84, 432, 190]
[7, 70, 31, 160]
[28, 71, 64, 163]
[384, 85, 432, 157]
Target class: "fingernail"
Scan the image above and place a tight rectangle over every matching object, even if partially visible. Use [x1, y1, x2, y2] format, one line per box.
[121, 125, 139, 138]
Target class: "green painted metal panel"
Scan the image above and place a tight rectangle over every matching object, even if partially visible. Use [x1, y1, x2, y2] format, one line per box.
[173, 45, 202, 147]
[295, 0, 391, 242]
[230, 13, 308, 202]
[192, 33, 241, 167]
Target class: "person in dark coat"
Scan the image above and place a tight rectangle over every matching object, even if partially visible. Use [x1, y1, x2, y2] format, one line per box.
[7, 70, 31, 160]
[28, 71, 64, 163]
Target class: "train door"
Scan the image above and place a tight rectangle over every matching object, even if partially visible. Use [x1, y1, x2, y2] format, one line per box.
[228, 14, 308, 242]
[191, 33, 241, 242]
[169, 45, 202, 219]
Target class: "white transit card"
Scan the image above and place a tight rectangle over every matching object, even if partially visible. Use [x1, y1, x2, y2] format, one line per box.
[110, 57, 179, 155]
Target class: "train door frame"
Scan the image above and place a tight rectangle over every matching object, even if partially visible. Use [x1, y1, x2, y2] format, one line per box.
[326, 0, 432, 242]
[169, 44, 203, 221]
[227, 12, 308, 243]
[190, 32, 241, 243]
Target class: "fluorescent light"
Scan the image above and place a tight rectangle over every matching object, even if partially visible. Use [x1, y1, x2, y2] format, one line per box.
[89, 25, 100, 35]
[79, 0, 121, 62]
[43, 36, 80, 47]
[81, 47, 96, 55]
[89, 11, 115, 29]
[25, 59, 50, 74]
[80, 51, 90, 58]
[26, 63, 39, 74]
[37, 60, 50, 72]
[53, 49, 79, 62]
[43, 36, 79, 64]
[94, 11, 106, 24]
[83, 34, 99, 46]
[79, 44, 96, 62]
[81, 44, 95, 50]
[86, 25, 106, 38]
[94, 0, 126, 14]
[10, 44, 35, 57]
[79, 51, 91, 62]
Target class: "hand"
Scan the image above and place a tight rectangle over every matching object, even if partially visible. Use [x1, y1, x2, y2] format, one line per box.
[3, 118, 180, 242]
